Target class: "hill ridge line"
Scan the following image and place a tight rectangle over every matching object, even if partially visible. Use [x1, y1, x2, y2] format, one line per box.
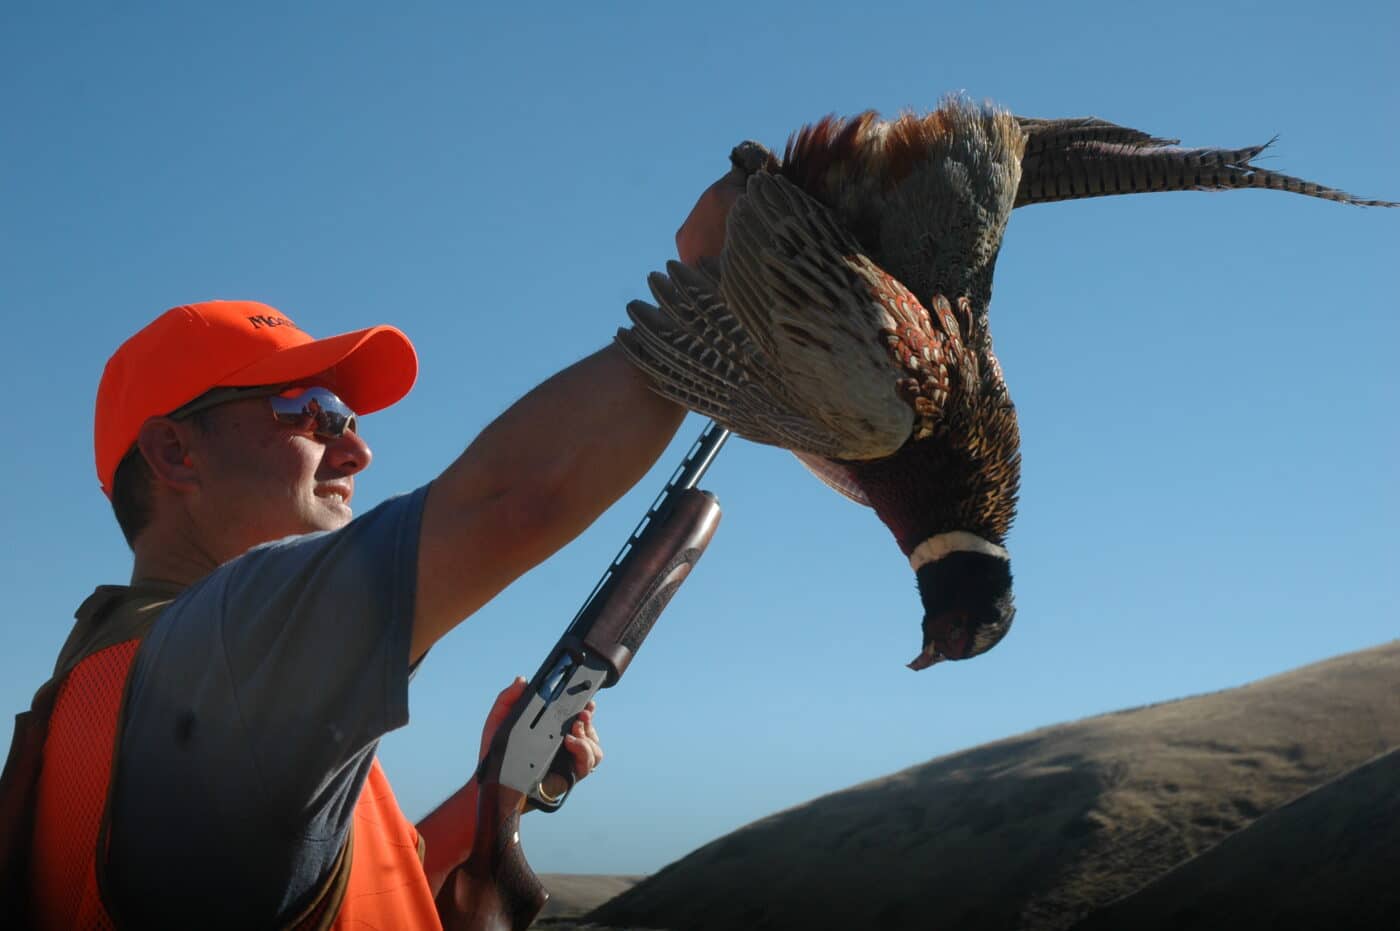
[1081, 743, 1400, 914]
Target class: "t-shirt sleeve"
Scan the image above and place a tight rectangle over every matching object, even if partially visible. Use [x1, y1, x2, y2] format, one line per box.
[106, 484, 429, 927]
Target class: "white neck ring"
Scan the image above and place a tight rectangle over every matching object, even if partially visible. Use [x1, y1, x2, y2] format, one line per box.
[909, 531, 1009, 571]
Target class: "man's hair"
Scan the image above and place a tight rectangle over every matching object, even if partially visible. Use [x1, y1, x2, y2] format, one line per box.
[110, 406, 218, 549]
[111, 450, 153, 548]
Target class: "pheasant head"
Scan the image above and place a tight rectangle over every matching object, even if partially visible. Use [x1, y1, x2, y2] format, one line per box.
[618, 97, 1395, 671]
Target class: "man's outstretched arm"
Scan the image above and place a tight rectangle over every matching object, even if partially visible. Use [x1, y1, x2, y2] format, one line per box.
[408, 172, 735, 886]
[412, 343, 685, 660]
[410, 163, 738, 660]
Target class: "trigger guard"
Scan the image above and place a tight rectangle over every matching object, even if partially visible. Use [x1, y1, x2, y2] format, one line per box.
[527, 764, 577, 814]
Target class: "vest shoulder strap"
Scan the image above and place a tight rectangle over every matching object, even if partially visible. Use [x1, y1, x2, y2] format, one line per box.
[55, 583, 184, 677]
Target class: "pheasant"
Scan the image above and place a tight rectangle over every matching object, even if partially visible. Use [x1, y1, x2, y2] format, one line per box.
[617, 98, 1395, 671]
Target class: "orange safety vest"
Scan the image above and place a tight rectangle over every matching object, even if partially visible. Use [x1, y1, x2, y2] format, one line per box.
[5, 585, 443, 930]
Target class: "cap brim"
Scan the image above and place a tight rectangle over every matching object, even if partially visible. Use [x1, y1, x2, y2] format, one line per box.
[220, 325, 418, 415]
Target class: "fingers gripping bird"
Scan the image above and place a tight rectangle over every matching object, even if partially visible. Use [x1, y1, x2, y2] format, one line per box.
[616, 98, 1396, 671]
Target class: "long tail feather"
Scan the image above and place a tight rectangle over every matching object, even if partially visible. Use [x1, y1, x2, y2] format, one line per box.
[1015, 119, 1397, 208]
[1016, 115, 1180, 153]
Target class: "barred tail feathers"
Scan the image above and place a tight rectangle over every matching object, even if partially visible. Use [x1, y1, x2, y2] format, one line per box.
[1015, 120, 1397, 208]
[1016, 116, 1180, 155]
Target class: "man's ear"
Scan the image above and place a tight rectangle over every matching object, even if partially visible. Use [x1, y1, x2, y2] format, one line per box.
[135, 418, 200, 492]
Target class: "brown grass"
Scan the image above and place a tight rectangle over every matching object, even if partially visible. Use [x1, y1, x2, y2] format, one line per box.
[548, 641, 1400, 930]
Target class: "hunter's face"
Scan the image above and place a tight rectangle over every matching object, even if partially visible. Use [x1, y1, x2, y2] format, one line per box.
[184, 383, 372, 561]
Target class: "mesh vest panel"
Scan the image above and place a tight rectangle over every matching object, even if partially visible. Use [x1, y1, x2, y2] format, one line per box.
[29, 641, 136, 930]
[28, 614, 439, 929]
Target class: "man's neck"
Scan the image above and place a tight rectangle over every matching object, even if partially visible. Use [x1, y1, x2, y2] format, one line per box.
[129, 521, 225, 589]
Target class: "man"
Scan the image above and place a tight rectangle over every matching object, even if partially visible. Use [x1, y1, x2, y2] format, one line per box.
[9, 172, 743, 928]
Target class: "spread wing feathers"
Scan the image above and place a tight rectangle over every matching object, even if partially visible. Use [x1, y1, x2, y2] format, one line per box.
[619, 171, 923, 460]
[620, 267, 840, 455]
[1014, 117, 1398, 208]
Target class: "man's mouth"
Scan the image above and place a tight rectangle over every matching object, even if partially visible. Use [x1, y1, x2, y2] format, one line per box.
[316, 483, 353, 507]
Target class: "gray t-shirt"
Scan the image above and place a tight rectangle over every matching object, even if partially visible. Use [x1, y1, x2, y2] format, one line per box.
[106, 485, 429, 927]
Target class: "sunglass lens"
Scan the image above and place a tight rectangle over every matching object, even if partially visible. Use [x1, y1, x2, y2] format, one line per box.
[318, 409, 356, 437]
[271, 388, 358, 439]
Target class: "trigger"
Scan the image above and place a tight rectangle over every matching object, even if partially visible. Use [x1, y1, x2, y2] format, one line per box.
[529, 760, 576, 815]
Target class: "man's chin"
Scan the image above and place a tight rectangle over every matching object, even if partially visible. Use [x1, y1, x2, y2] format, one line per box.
[304, 500, 354, 532]
[319, 506, 354, 530]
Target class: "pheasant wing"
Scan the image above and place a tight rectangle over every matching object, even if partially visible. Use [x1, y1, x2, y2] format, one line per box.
[620, 261, 848, 455]
[620, 171, 933, 460]
[713, 171, 933, 459]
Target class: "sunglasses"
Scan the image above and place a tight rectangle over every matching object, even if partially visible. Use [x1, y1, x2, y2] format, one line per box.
[171, 385, 359, 440]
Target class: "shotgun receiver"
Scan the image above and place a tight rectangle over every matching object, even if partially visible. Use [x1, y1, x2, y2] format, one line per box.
[438, 422, 729, 931]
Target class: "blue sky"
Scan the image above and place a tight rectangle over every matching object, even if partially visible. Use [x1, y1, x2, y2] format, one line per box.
[3, 1, 1396, 875]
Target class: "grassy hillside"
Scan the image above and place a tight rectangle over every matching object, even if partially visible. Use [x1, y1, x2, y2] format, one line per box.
[579, 641, 1399, 930]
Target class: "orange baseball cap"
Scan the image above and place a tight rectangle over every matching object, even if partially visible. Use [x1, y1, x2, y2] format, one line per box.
[95, 300, 418, 497]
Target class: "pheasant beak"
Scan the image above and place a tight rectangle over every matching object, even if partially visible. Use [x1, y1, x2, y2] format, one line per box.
[909, 610, 975, 670]
[907, 646, 946, 671]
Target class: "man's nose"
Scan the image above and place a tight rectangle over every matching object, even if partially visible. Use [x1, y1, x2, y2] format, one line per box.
[326, 429, 373, 475]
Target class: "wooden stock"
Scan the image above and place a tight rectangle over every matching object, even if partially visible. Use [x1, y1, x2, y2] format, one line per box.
[436, 781, 548, 931]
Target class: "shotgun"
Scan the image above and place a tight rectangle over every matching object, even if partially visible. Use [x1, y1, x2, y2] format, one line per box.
[437, 421, 729, 931]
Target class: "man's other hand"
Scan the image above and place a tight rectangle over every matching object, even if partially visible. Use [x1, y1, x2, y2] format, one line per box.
[479, 677, 604, 798]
